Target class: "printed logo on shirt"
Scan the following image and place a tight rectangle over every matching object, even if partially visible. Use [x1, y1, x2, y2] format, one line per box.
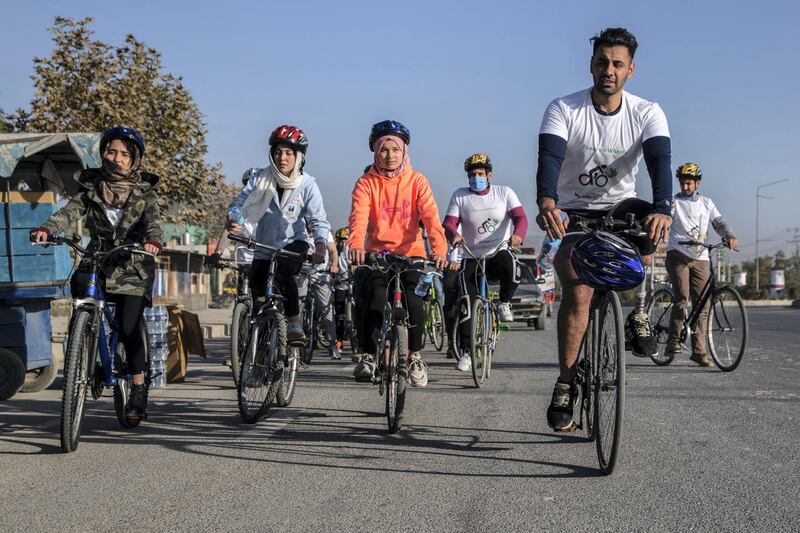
[578, 164, 618, 187]
[477, 217, 500, 235]
[381, 198, 411, 221]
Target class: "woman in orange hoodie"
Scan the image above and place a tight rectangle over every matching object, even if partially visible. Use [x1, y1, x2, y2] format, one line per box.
[348, 120, 447, 387]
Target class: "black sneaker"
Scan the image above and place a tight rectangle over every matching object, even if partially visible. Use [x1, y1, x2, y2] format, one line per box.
[126, 383, 149, 421]
[546, 381, 577, 432]
[625, 311, 657, 358]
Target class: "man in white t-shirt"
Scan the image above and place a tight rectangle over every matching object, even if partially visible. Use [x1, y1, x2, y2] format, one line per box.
[535, 28, 673, 432]
[666, 162, 737, 366]
[444, 153, 528, 371]
[298, 224, 340, 360]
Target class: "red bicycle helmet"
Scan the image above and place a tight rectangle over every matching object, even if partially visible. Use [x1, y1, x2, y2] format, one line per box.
[269, 125, 309, 153]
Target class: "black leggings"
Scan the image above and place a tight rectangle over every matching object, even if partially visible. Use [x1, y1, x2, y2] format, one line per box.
[459, 249, 518, 344]
[442, 268, 461, 347]
[70, 272, 148, 374]
[356, 268, 425, 353]
[249, 240, 309, 317]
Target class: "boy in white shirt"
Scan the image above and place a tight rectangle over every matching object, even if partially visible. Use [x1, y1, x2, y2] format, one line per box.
[666, 162, 738, 366]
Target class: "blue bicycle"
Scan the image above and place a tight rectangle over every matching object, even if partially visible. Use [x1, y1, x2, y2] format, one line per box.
[35, 236, 155, 453]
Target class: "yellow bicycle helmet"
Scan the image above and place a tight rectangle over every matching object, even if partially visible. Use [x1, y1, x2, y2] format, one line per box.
[464, 152, 492, 172]
[335, 227, 350, 240]
[676, 162, 702, 179]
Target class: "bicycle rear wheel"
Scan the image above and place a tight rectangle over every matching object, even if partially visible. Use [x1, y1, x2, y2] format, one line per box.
[430, 300, 445, 352]
[238, 314, 285, 423]
[485, 307, 497, 379]
[593, 291, 625, 475]
[302, 297, 315, 364]
[230, 301, 251, 387]
[469, 298, 488, 388]
[386, 324, 408, 433]
[647, 288, 676, 366]
[707, 287, 748, 372]
[276, 345, 300, 407]
[61, 310, 93, 453]
[316, 307, 331, 350]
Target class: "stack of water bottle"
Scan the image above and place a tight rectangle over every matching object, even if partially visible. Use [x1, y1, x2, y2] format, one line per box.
[144, 305, 169, 388]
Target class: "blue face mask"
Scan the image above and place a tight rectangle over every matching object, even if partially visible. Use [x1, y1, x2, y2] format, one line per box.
[469, 176, 489, 192]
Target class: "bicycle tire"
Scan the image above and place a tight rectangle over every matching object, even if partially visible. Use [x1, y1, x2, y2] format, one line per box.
[647, 288, 676, 366]
[276, 345, 300, 407]
[316, 307, 331, 350]
[485, 306, 497, 379]
[303, 297, 315, 364]
[593, 291, 625, 475]
[230, 301, 251, 387]
[470, 298, 488, 388]
[238, 314, 284, 423]
[578, 331, 595, 442]
[707, 286, 748, 372]
[430, 300, 445, 352]
[386, 324, 408, 433]
[61, 310, 93, 453]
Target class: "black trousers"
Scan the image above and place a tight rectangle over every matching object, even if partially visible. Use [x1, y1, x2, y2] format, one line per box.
[249, 240, 309, 317]
[356, 268, 425, 353]
[70, 272, 148, 374]
[442, 268, 461, 347]
[459, 249, 518, 344]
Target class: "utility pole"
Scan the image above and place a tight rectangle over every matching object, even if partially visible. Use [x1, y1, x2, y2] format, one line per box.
[756, 179, 789, 293]
[788, 227, 800, 259]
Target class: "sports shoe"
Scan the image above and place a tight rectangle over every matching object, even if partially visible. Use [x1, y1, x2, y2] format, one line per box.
[546, 380, 577, 432]
[497, 302, 514, 322]
[126, 383, 149, 421]
[690, 352, 712, 367]
[456, 350, 472, 372]
[625, 311, 658, 358]
[665, 338, 682, 356]
[287, 321, 306, 344]
[222, 357, 232, 367]
[408, 353, 428, 387]
[446, 344, 458, 359]
[353, 355, 375, 380]
[330, 344, 342, 360]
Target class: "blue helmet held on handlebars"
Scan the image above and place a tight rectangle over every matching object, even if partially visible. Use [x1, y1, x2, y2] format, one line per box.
[571, 232, 645, 290]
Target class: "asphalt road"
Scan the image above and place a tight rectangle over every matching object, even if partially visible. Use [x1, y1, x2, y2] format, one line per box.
[1, 307, 798, 532]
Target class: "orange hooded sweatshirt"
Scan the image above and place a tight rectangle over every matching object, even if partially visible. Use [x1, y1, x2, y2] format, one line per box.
[348, 165, 447, 258]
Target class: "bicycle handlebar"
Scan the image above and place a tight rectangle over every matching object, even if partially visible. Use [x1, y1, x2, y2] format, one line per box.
[572, 214, 647, 238]
[227, 232, 303, 259]
[457, 240, 519, 261]
[678, 239, 738, 252]
[32, 235, 155, 260]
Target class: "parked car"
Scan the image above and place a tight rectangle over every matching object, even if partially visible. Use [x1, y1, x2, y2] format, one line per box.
[492, 253, 549, 330]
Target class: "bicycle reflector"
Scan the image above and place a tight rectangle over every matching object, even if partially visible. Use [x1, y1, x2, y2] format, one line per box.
[571, 232, 645, 290]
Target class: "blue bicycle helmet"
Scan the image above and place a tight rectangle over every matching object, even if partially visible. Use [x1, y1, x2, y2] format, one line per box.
[369, 120, 410, 151]
[571, 232, 644, 290]
[100, 126, 145, 156]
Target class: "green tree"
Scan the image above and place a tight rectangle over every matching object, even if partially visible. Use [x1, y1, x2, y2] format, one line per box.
[0, 107, 12, 133]
[9, 17, 235, 233]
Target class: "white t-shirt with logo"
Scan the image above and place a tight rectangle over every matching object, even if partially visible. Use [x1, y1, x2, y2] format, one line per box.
[667, 193, 722, 261]
[539, 87, 670, 211]
[445, 185, 522, 256]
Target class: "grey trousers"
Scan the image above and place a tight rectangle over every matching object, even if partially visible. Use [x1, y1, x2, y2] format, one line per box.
[665, 250, 710, 355]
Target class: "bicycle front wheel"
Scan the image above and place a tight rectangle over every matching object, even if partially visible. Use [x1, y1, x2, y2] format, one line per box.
[238, 315, 285, 423]
[276, 345, 300, 407]
[707, 287, 748, 372]
[61, 310, 93, 453]
[470, 298, 488, 388]
[386, 324, 408, 433]
[230, 301, 251, 387]
[430, 300, 445, 352]
[647, 288, 676, 366]
[302, 298, 315, 364]
[593, 291, 625, 475]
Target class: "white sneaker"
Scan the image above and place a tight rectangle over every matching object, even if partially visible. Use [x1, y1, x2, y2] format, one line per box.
[457, 352, 472, 372]
[408, 353, 428, 387]
[497, 302, 513, 322]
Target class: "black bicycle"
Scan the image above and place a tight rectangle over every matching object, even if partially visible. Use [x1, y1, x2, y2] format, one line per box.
[34, 236, 155, 452]
[568, 214, 645, 475]
[647, 240, 747, 371]
[357, 253, 432, 433]
[228, 234, 305, 422]
[334, 271, 359, 355]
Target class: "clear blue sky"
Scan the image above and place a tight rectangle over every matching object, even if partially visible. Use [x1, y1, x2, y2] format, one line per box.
[2, 0, 798, 261]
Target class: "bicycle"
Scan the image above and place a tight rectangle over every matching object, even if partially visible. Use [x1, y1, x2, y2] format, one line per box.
[357, 252, 434, 433]
[334, 272, 359, 354]
[298, 265, 333, 363]
[647, 240, 747, 371]
[567, 214, 645, 475]
[419, 272, 445, 352]
[455, 240, 512, 388]
[227, 234, 305, 422]
[206, 258, 250, 387]
[34, 236, 155, 453]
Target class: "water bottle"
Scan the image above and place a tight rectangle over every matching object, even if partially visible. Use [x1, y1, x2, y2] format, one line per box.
[414, 271, 436, 297]
[539, 212, 567, 271]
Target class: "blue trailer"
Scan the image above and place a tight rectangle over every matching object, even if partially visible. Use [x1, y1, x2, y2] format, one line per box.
[0, 133, 100, 400]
